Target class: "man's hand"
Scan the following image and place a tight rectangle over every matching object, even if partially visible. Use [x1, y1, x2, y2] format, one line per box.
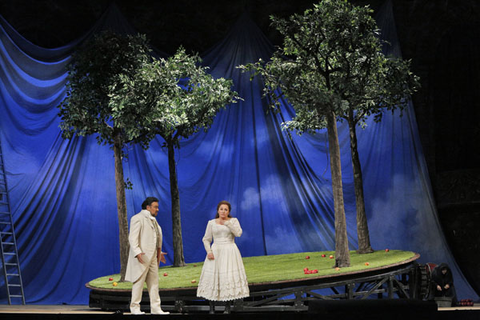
[160, 252, 167, 264]
[436, 285, 442, 291]
[444, 284, 450, 290]
[136, 253, 145, 264]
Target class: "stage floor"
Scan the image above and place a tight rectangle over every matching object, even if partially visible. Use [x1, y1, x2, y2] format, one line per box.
[0, 305, 110, 314]
[0, 304, 479, 320]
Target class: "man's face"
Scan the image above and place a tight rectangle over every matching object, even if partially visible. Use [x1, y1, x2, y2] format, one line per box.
[147, 202, 159, 217]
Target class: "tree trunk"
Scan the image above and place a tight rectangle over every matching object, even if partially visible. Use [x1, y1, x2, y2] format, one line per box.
[347, 115, 374, 254]
[326, 110, 350, 268]
[167, 140, 186, 267]
[113, 134, 130, 281]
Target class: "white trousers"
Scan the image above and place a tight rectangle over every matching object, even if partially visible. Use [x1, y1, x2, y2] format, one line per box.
[130, 255, 163, 313]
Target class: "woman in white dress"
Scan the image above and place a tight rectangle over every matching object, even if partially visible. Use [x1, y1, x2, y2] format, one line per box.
[197, 200, 249, 314]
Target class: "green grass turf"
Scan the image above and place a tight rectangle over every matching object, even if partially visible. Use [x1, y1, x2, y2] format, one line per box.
[88, 250, 416, 290]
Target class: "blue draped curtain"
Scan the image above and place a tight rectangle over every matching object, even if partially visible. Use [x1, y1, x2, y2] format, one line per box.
[0, 0, 477, 304]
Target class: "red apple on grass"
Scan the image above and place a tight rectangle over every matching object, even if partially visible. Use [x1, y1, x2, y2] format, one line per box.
[365, 262, 370, 266]
[385, 249, 389, 252]
[163, 273, 168, 276]
[305, 256, 310, 259]
[108, 278, 113, 281]
[321, 254, 326, 258]
[329, 255, 334, 259]
[191, 279, 196, 283]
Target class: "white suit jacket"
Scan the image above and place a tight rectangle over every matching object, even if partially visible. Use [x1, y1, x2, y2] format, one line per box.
[125, 210, 163, 283]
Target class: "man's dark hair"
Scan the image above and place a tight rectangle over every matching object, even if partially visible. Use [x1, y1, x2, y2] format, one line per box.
[142, 197, 159, 209]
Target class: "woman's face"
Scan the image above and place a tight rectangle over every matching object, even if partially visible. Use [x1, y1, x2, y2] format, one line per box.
[218, 204, 230, 219]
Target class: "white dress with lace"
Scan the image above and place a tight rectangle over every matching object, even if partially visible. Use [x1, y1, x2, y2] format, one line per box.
[196, 218, 249, 301]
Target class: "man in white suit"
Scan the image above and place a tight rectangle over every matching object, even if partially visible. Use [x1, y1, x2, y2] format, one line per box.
[126, 196, 169, 315]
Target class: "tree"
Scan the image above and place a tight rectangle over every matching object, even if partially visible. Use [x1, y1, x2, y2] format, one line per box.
[273, 0, 419, 254]
[57, 31, 158, 281]
[114, 47, 240, 267]
[241, 0, 418, 266]
[240, 1, 348, 268]
[338, 57, 419, 254]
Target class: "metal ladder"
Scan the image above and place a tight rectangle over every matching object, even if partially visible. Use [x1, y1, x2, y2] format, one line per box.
[0, 139, 25, 304]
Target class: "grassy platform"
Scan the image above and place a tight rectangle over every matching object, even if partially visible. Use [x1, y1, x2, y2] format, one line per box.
[88, 250, 416, 290]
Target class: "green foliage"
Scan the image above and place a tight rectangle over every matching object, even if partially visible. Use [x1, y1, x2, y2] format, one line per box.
[113, 47, 241, 148]
[239, 0, 419, 133]
[58, 29, 238, 162]
[124, 177, 133, 190]
[58, 31, 157, 150]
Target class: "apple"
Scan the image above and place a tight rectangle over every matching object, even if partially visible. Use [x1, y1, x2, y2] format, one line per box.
[193, 264, 197, 267]
[329, 255, 334, 259]
[191, 279, 196, 283]
[313, 269, 318, 274]
[303, 267, 309, 272]
[321, 254, 326, 258]
[305, 256, 310, 259]
[163, 273, 168, 276]
[385, 249, 389, 252]
[365, 262, 370, 266]
[335, 267, 340, 271]
[113, 282, 118, 286]
[108, 277, 113, 281]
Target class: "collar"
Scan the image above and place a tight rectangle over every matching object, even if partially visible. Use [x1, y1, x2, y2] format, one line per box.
[140, 209, 157, 220]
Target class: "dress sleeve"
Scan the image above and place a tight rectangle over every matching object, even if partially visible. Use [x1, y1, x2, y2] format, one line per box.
[202, 220, 213, 253]
[224, 218, 243, 237]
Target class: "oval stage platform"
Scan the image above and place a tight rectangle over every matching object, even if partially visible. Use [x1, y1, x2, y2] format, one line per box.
[87, 253, 430, 313]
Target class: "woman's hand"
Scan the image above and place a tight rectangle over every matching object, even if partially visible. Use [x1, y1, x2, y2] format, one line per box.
[218, 218, 230, 225]
[207, 252, 215, 260]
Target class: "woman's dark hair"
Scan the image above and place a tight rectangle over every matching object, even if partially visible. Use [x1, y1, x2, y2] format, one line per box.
[142, 197, 159, 209]
[215, 200, 232, 218]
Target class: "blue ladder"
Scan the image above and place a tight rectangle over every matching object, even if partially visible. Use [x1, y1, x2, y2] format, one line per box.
[0, 139, 25, 304]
